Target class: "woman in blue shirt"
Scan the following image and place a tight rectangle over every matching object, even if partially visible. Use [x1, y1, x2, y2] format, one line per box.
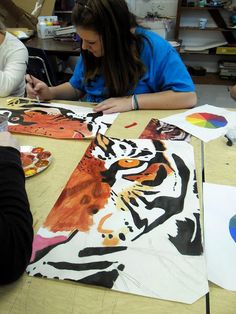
[26, 0, 197, 113]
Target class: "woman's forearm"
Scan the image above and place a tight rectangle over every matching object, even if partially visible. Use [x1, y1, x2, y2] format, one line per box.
[137, 91, 197, 110]
[49, 82, 83, 100]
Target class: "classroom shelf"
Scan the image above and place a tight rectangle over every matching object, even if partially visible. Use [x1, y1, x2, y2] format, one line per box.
[191, 73, 235, 85]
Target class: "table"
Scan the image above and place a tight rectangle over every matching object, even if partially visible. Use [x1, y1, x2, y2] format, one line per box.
[0, 98, 209, 314]
[204, 135, 236, 314]
[25, 36, 81, 56]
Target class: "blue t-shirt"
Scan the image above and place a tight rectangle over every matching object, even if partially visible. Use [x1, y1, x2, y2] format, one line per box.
[69, 27, 195, 103]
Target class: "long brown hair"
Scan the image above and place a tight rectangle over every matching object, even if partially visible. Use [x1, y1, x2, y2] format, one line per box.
[0, 19, 6, 35]
[72, 0, 146, 97]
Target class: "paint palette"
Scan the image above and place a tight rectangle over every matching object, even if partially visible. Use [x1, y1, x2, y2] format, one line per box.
[20, 146, 52, 178]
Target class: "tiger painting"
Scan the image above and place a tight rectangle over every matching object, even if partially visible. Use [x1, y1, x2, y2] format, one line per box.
[27, 134, 208, 304]
[0, 98, 118, 139]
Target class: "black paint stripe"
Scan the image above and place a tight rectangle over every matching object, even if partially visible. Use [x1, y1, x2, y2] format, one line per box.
[79, 246, 127, 257]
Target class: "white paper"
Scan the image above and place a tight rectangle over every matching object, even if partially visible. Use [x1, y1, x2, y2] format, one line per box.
[27, 138, 208, 304]
[161, 105, 236, 142]
[203, 183, 236, 290]
[1, 101, 119, 139]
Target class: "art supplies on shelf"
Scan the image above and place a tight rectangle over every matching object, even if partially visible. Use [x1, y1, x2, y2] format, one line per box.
[219, 60, 236, 80]
[53, 25, 77, 41]
[216, 46, 236, 55]
[6, 28, 34, 40]
[54, 25, 76, 36]
[37, 16, 60, 39]
[183, 40, 228, 52]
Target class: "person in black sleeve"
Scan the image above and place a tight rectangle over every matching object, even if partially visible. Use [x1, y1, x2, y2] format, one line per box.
[0, 132, 33, 284]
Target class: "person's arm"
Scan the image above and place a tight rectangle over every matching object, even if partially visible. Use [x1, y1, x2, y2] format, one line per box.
[49, 82, 83, 100]
[26, 55, 85, 101]
[0, 134, 33, 284]
[94, 37, 197, 114]
[94, 90, 197, 114]
[26, 76, 83, 101]
[0, 46, 28, 97]
[230, 85, 236, 101]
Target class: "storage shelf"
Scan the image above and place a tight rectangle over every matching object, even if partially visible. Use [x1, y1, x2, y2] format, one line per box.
[181, 51, 236, 56]
[179, 26, 233, 32]
[192, 73, 235, 85]
[181, 6, 225, 10]
[54, 11, 72, 14]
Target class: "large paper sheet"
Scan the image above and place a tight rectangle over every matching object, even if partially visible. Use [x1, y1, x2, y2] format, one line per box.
[203, 183, 236, 291]
[27, 135, 208, 304]
[161, 105, 236, 142]
[0, 98, 118, 139]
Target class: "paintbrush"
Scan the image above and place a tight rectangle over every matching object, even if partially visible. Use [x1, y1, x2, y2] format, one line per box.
[26, 62, 40, 104]
[29, 74, 40, 104]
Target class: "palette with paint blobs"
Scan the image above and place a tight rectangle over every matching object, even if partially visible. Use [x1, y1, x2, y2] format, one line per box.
[20, 146, 52, 178]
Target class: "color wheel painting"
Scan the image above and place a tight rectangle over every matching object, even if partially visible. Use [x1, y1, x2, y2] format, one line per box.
[229, 215, 236, 243]
[203, 183, 236, 291]
[161, 105, 236, 142]
[186, 113, 227, 129]
[27, 134, 208, 304]
[0, 98, 118, 139]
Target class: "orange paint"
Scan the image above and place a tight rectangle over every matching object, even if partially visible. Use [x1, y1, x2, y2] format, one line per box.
[103, 237, 119, 246]
[97, 213, 113, 233]
[8, 111, 92, 139]
[44, 144, 111, 232]
[124, 163, 173, 183]
[97, 133, 108, 151]
[118, 159, 140, 168]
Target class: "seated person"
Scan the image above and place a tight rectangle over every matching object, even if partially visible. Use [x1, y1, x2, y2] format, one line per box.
[230, 85, 236, 101]
[26, 0, 197, 113]
[0, 132, 33, 284]
[0, 20, 28, 97]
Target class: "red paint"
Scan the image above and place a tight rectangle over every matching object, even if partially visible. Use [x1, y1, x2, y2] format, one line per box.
[124, 122, 137, 128]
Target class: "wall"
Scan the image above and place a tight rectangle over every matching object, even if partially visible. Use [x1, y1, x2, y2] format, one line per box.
[126, 0, 178, 39]
[13, 0, 55, 17]
[126, 0, 177, 18]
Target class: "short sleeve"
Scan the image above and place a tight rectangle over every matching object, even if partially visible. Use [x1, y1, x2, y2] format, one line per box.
[136, 27, 195, 94]
[69, 56, 85, 93]
[150, 45, 195, 93]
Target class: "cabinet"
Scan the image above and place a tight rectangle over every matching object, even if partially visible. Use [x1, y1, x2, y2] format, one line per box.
[174, 0, 236, 84]
[54, 0, 75, 27]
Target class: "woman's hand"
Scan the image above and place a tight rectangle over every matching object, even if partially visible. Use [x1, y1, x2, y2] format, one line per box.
[93, 96, 132, 114]
[25, 74, 53, 101]
[0, 132, 20, 151]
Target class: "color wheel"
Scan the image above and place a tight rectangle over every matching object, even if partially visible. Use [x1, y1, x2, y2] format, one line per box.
[229, 214, 236, 243]
[186, 112, 227, 129]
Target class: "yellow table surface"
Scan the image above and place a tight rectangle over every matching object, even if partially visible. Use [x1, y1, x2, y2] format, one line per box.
[0, 98, 206, 314]
[204, 130, 236, 314]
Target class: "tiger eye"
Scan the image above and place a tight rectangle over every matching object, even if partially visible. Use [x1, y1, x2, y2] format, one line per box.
[118, 159, 140, 168]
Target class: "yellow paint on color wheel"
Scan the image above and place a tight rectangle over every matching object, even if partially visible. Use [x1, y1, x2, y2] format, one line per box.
[186, 117, 207, 127]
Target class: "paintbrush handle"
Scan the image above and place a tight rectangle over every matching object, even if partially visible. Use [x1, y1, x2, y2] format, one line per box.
[29, 75, 40, 104]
